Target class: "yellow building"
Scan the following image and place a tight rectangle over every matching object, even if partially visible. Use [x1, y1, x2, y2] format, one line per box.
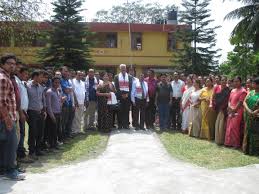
[0, 22, 188, 75]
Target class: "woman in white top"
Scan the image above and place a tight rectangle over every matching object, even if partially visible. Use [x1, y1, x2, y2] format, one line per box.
[181, 76, 194, 133]
[189, 79, 202, 137]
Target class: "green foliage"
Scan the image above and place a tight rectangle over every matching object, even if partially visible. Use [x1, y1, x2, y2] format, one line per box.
[172, 0, 221, 75]
[40, 0, 93, 70]
[0, 0, 45, 49]
[220, 48, 259, 80]
[93, 0, 177, 24]
[224, 0, 259, 51]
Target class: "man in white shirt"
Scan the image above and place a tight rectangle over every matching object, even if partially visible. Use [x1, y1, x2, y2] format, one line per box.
[170, 72, 185, 130]
[131, 73, 149, 130]
[71, 71, 86, 135]
[15, 67, 32, 162]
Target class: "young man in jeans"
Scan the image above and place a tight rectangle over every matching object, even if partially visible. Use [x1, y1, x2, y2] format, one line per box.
[0, 53, 25, 180]
[155, 74, 172, 131]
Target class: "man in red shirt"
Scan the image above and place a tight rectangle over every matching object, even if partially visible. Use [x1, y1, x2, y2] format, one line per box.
[145, 69, 157, 129]
[0, 53, 24, 180]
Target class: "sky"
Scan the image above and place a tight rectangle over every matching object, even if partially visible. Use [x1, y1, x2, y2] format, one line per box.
[44, 0, 243, 63]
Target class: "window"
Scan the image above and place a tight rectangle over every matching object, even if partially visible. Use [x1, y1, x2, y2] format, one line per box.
[167, 33, 177, 51]
[94, 32, 117, 48]
[14, 34, 46, 47]
[131, 32, 142, 51]
[106, 33, 117, 48]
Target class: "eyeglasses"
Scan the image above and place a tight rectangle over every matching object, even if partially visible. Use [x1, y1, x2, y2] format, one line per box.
[5, 62, 16, 66]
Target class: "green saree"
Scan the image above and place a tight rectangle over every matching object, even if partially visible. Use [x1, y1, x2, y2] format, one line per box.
[245, 90, 259, 155]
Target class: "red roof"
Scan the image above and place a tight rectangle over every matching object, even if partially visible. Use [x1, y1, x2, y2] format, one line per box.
[36, 22, 189, 32]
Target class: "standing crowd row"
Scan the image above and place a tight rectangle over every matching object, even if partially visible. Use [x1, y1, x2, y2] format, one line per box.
[0, 53, 259, 181]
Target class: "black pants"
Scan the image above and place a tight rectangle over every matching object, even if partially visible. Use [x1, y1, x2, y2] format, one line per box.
[17, 120, 26, 158]
[118, 97, 130, 129]
[133, 98, 147, 129]
[61, 106, 74, 139]
[171, 98, 181, 130]
[132, 103, 138, 128]
[145, 97, 156, 128]
[27, 110, 45, 154]
[46, 114, 61, 148]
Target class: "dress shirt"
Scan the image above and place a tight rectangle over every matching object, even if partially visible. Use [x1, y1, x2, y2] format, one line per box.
[27, 81, 45, 111]
[46, 88, 62, 119]
[131, 78, 149, 103]
[15, 76, 29, 111]
[171, 79, 185, 98]
[72, 78, 86, 105]
[0, 68, 16, 121]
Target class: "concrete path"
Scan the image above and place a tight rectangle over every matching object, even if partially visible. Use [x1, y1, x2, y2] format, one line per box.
[1, 130, 259, 194]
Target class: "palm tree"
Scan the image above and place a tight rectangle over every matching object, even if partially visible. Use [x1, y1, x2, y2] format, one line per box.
[224, 0, 259, 51]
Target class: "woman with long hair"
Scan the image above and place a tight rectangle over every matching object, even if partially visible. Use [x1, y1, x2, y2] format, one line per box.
[214, 76, 231, 145]
[199, 78, 216, 140]
[189, 79, 202, 137]
[225, 76, 247, 148]
[243, 77, 259, 155]
[181, 76, 194, 133]
[96, 72, 115, 133]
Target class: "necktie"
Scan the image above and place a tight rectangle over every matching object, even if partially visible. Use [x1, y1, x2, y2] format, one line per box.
[141, 81, 145, 99]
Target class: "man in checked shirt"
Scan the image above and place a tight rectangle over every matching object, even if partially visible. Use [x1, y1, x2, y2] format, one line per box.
[0, 53, 25, 181]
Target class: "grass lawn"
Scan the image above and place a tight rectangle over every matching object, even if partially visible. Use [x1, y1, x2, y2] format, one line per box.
[22, 130, 109, 173]
[158, 130, 259, 170]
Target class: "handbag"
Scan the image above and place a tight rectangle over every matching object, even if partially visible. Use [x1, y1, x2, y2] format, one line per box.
[0, 122, 7, 142]
[107, 103, 121, 111]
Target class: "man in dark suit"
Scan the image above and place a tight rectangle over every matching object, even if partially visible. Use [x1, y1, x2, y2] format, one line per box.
[114, 64, 133, 129]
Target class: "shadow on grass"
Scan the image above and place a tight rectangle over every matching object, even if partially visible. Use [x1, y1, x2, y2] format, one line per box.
[21, 131, 109, 173]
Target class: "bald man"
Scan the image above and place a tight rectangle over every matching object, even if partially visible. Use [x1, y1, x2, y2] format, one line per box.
[114, 64, 133, 129]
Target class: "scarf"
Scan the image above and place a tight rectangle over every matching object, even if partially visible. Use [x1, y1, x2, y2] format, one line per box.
[86, 76, 98, 90]
[107, 92, 118, 105]
[118, 72, 129, 92]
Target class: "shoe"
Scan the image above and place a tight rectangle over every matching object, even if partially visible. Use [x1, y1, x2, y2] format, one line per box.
[0, 168, 5, 176]
[17, 156, 34, 164]
[4, 169, 25, 181]
[28, 154, 39, 161]
[57, 141, 64, 146]
[16, 167, 26, 174]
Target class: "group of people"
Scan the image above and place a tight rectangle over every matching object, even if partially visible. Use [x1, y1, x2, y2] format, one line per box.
[0, 53, 259, 181]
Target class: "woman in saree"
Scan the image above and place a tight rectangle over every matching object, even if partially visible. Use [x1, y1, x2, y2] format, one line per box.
[243, 77, 259, 155]
[214, 76, 231, 145]
[225, 76, 247, 148]
[181, 76, 194, 133]
[96, 72, 116, 133]
[189, 79, 202, 137]
[199, 78, 216, 140]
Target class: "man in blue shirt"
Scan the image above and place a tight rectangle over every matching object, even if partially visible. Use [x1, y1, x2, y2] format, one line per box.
[60, 66, 75, 140]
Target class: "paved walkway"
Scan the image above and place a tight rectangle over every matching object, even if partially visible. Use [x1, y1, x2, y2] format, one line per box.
[1, 130, 259, 194]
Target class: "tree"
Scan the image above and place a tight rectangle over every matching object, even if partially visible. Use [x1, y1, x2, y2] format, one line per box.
[93, 0, 177, 24]
[172, 0, 221, 75]
[0, 0, 45, 49]
[219, 36, 259, 79]
[224, 0, 259, 51]
[40, 0, 93, 70]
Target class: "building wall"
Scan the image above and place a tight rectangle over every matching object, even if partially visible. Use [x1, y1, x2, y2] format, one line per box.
[0, 31, 179, 74]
